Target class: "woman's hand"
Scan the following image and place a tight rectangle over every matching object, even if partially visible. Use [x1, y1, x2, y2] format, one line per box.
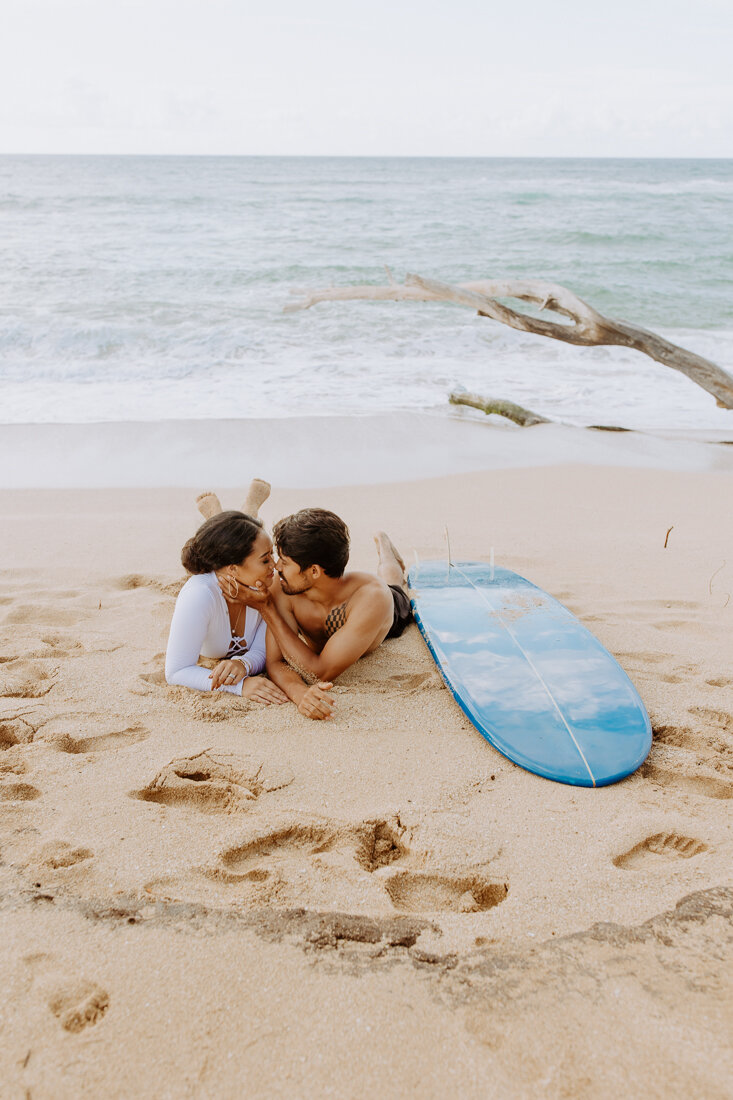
[241, 676, 289, 705]
[209, 659, 247, 690]
[298, 682, 335, 720]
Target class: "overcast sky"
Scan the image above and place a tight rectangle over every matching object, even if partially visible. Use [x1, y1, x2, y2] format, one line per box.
[1, 0, 731, 157]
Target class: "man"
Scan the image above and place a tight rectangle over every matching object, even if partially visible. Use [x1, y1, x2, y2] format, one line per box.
[254, 508, 412, 719]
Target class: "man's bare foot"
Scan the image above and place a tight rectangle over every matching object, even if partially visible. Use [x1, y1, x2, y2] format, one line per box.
[196, 491, 223, 520]
[243, 478, 271, 518]
[374, 531, 407, 589]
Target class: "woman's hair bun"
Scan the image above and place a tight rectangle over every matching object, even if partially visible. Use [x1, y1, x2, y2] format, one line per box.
[181, 537, 211, 574]
[180, 511, 264, 575]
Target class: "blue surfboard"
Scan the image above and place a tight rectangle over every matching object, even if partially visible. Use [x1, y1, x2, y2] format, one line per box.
[408, 560, 652, 787]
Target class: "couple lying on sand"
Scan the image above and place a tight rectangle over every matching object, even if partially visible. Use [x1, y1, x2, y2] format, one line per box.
[165, 501, 411, 719]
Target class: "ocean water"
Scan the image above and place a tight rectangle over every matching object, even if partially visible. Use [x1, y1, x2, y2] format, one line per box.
[1, 155, 732, 430]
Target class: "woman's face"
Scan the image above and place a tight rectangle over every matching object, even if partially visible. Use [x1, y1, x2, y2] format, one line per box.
[231, 529, 276, 588]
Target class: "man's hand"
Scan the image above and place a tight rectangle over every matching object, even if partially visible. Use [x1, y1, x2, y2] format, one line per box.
[236, 581, 271, 609]
[241, 677, 289, 705]
[298, 681, 335, 720]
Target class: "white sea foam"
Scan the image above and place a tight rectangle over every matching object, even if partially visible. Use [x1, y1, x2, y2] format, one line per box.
[0, 155, 731, 431]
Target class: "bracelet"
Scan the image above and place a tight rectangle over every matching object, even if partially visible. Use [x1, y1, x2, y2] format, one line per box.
[232, 657, 251, 676]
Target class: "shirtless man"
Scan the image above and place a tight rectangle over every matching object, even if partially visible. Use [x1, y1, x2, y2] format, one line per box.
[253, 508, 412, 719]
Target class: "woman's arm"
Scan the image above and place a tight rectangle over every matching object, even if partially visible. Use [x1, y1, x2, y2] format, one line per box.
[243, 612, 267, 676]
[165, 582, 243, 695]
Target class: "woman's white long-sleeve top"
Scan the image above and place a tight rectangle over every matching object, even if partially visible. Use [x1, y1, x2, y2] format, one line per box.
[165, 572, 266, 695]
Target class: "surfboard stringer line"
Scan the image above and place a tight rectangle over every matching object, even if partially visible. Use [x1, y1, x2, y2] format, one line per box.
[437, 561, 598, 788]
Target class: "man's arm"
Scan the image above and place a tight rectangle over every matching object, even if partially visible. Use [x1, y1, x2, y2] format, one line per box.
[265, 627, 309, 705]
[262, 584, 392, 682]
[265, 624, 335, 720]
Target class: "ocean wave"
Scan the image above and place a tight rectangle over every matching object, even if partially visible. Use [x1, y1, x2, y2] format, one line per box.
[1, 325, 731, 430]
[1, 154, 731, 429]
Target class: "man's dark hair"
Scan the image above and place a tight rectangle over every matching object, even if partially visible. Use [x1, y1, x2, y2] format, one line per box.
[273, 508, 350, 579]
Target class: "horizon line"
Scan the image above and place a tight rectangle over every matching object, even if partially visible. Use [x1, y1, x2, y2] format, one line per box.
[1, 151, 732, 161]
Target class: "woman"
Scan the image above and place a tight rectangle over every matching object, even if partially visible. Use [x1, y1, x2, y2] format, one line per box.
[165, 511, 287, 704]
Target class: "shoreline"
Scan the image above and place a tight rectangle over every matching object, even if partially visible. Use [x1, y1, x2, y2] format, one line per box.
[2, 412, 733, 489]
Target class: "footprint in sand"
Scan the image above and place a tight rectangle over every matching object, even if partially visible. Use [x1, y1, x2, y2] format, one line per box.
[33, 840, 94, 869]
[616, 652, 694, 684]
[214, 817, 406, 880]
[653, 725, 699, 751]
[0, 781, 40, 801]
[387, 672, 440, 693]
[706, 675, 733, 688]
[0, 632, 84, 663]
[144, 811, 509, 918]
[22, 841, 95, 894]
[645, 710, 733, 798]
[384, 870, 508, 914]
[613, 833, 709, 869]
[617, 652, 667, 666]
[23, 840, 95, 893]
[0, 712, 40, 749]
[0, 661, 57, 699]
[115, 573, 184, 597]
[654, 723, 732, 758]
[0, 754, 28, 777]
[40, 713, 149, 754]
[48, 980, 110, 1033]
[208, 823, 342, 891]
[206, 816, 508, 917]
[23, 955, 110, 1034]
[131, 668, 173, 701]
[38, 632, 85, 656]
[137, 669, 167, 688]
[131, 751, 293, 813]
[346, 669, 442, 696]
[146, 815, 407, 908]
[640, 761, 733, 800]
[3, 604, 87, 628]
[688, 706, 733, 735]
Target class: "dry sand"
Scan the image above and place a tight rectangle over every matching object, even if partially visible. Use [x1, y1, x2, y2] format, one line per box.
[1, 463, 732, 1098]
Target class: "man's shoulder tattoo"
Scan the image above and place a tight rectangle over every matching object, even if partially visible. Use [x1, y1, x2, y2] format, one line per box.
[324, 602, 347, 637]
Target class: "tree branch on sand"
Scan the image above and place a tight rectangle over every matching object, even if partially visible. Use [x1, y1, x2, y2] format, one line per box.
[286, 273, 733, 412]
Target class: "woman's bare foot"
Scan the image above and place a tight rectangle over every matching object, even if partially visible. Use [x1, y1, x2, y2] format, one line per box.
[243, 478, 271, 518]
[374, 531, 407, 589]
[196, 492, 223, 520]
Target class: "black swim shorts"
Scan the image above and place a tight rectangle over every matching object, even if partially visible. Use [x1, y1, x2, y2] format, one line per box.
[387, 584, 413, 638]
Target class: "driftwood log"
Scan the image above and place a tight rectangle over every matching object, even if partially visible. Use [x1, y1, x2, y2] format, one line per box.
[286, 273, 733, 411]
[448, 393, 550, 427]
[447, 393, 631, 431]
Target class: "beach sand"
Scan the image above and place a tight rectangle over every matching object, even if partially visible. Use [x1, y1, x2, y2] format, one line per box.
[1, 455, 732, 1097]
